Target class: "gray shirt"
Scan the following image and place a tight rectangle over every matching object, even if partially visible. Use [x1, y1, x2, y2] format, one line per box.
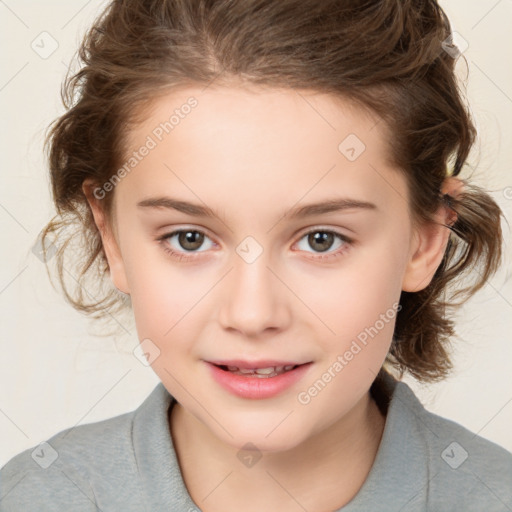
[1, 371, 511, 511]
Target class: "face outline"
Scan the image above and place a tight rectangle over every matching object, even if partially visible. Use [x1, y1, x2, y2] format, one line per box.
[83, 85, 453, 453]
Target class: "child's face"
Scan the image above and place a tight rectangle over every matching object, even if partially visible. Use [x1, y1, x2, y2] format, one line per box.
[90, 85, 436, 451]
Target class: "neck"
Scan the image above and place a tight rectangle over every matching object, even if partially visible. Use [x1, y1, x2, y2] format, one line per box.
[169, 390, 386, 512]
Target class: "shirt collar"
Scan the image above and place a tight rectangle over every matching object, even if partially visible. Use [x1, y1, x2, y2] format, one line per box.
[132, 383, 198, 511]
[340, 371, 431, 510]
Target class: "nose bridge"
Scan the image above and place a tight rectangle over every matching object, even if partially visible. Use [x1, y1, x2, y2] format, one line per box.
[218, 239, 288, 335]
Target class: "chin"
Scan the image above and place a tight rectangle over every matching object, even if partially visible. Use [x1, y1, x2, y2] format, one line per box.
[212, 418, 311, 454]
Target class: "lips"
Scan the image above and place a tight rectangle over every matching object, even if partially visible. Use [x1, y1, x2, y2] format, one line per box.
[205, 360, 313, 399]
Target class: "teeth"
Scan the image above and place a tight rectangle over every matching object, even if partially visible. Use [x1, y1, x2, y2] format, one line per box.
[239, 368, 256, 374]
[255, 367, 278, 375]
[222, 364, 297, 377]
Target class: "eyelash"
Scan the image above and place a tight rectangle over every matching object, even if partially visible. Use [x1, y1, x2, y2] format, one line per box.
[157, 227, 354, 263]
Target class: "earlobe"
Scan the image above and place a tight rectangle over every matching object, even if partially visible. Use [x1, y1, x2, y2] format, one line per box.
[82, 180, 130, 295]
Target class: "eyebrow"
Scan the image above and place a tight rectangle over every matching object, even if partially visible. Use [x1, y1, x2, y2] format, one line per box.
[137, 196, 377, 219]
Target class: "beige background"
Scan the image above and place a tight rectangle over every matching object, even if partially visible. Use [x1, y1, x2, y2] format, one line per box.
[0, 1, 511, 467]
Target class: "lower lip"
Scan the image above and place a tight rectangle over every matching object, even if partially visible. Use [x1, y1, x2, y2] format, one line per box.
[205, 362, 312, 399]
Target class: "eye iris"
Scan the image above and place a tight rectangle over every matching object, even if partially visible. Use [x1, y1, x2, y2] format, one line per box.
[309, 232, 333, 252]
[178, 231, 204, 251]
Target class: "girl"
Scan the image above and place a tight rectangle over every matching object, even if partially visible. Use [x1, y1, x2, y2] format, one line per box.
[1, 0, 511, 510]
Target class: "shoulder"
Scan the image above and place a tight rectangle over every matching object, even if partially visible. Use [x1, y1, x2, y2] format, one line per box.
[0, 410, 135, 511]
[391, 378, 512, 510]
[0, 384, 171, 511]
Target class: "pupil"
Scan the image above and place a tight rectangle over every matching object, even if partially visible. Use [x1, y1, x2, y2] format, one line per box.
[309, 232, 333, 252]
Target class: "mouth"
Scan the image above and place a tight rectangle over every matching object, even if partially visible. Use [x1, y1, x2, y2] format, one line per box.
[213, 363, 301, 378]
[205, 360, 313, 399]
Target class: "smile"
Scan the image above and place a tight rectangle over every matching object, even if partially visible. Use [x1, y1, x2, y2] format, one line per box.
[219, 365, 298, 377]
[205, 361, 313, 399]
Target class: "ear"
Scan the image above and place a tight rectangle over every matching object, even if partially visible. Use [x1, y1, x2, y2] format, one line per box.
[402, 177, 462, 292]
[82, 179, 130, 295]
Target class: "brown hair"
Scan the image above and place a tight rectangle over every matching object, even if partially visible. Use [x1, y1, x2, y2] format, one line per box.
[40, 0, 503, 383]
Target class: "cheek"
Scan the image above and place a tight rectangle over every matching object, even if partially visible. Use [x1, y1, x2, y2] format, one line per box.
[289, 237, 406, 413]
[293, 260, 401, 428]
[294, 238, 406, 345]
[121, 241, 208, 346]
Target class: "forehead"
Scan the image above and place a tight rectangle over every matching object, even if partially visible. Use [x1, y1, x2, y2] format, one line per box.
[128, 84, 389, 157]
[117, 85, 407, 221]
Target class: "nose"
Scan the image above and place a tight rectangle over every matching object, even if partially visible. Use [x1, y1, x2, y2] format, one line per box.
[218, 250, 291, 338]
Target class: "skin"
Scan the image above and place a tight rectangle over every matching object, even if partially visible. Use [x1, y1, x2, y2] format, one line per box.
[83, 85, 460, 511]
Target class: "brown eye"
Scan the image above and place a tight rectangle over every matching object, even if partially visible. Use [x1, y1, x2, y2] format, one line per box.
[294, 229, 353, 260]
[307, 232, 335, 252]
[177, 230, 205, 251]
[159, 229, 214, 258]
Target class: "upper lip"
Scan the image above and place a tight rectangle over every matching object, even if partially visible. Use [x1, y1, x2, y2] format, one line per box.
[206, 359, 311, 369]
